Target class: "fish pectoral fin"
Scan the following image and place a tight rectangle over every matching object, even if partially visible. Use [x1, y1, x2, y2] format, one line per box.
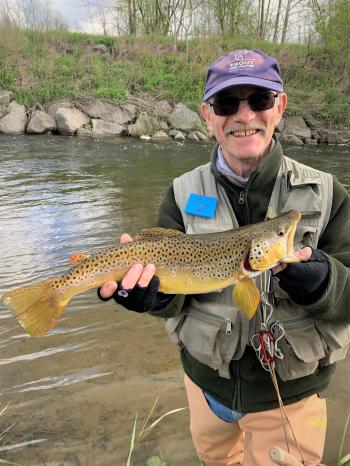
[134, 227, 184, 241]
[232, 278, 260, 320]
[70, 252, 91, 266]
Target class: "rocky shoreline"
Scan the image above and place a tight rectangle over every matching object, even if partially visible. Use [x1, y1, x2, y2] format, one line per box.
[0, 89, 349, 145]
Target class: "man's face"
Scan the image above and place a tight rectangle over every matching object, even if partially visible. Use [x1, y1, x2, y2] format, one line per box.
[201, 85, 287, 175]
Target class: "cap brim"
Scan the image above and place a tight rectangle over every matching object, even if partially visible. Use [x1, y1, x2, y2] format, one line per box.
[204, 77, 283, 101]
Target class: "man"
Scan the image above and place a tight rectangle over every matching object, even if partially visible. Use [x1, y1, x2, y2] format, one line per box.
[99, 49, 350, 465]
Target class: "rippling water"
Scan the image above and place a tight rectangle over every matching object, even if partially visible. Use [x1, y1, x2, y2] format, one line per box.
[0, 134, 349, 465]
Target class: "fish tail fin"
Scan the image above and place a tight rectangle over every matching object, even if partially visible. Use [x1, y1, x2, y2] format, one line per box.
[1, 278, 73, 337]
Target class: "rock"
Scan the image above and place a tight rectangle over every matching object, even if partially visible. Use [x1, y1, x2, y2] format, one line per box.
[128, 112, 161, 137]
[317, 128, 339, 144]
[82, 100, 135, 125]
[304, 113, 318, 129]
[168, 103, 200, 131]
[0, 101, 26, 134]
[91, 119, 126, 137]
[188, 131, 200, 141]
[195, 131, 209, 141]
[153, 100, 172, 117]
[0, 104, 8, 119]
[160, 121, 169, 131]
[169, 129, 179, 137]
[311, 129, 320, 142]
[280, 134, 304, 145]
[56, 107, 90, 135]
[304, 138, 318, 146]
[123, 103, 137, 120]
[174, 131, 186, 140]
[77, 127, 92, 137]
[0, 90, 13, 106]
[27, 110, 57, 134]
[152, 130, 169, 140]
[46, 100, 74, 119]
[283, 116, 312, 141]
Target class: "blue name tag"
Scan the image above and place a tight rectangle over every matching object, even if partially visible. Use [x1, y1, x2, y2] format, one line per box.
[185, 193, 218, 219]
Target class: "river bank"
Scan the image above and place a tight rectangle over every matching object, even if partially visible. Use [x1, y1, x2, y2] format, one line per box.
[0, 90, 349, 146]
[1, 29, 350, 145]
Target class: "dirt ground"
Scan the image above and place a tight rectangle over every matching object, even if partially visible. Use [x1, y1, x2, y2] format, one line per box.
[0, 301, 349, 466]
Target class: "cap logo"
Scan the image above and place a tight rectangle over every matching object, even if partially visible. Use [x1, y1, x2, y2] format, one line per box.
[228, 51, 254, 72]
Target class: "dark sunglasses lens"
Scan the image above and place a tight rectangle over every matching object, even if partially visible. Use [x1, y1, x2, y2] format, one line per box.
[248, 92, 275, 111]
[212, 92, 276, 116]
[212, 97, 239, 116]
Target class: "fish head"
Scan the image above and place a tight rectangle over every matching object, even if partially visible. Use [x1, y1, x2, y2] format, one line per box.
[246, 210, 301, 273]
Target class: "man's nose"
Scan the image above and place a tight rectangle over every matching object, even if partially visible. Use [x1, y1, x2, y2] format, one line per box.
[233, 99, 256, 121]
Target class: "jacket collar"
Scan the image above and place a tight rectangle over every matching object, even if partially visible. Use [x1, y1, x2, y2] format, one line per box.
[210, 137, 283, 192]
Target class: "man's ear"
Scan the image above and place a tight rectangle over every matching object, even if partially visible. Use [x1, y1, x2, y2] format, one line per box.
[200, 102, 214, 134]
[276, 93, 287, 122]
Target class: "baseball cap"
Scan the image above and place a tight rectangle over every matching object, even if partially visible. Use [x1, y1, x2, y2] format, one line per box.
[204, 49, 283, 101]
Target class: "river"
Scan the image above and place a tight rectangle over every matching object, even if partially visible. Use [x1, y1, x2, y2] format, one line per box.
[0, 134, 349, 466]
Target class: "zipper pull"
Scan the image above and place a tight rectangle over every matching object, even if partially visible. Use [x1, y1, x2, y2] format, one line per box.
[238, 191, 245, 205]
[282, 170, 291, 191]
[225, 320, 232, 335]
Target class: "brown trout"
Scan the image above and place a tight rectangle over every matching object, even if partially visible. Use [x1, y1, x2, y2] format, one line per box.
[1, 210, 301, 337]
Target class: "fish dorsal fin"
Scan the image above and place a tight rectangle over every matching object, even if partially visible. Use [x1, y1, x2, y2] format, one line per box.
[232, 278, 260, 320]
[134, 228, 184, 241]
[70, 252, 91, 266]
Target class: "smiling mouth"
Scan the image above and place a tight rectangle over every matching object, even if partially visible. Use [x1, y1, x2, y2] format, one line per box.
[229, 129, 260, 137]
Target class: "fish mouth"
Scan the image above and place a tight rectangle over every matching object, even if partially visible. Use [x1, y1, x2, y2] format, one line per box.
[241, 249, 261, 277]
[243, 251, 253, 271]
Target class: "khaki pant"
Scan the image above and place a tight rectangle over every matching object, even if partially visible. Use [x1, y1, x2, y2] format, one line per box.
[184, 374, 327, 466]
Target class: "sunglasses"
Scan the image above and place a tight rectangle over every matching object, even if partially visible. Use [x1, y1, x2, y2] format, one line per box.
[209, 91, 278, 116]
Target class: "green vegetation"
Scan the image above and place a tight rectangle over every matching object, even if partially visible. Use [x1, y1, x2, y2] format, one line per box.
[0, 27, 349, 128]
[126, 396, 187, 466]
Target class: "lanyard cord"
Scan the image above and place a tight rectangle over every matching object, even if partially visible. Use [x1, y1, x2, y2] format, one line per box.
[252, 272, 307, 465]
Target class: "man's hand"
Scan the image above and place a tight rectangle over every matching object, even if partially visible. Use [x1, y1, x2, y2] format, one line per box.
[273, 248, 330, 305]
[98, 233, 174, 312]
[99, 233, 156, 299]
[272, 247, 312, 274]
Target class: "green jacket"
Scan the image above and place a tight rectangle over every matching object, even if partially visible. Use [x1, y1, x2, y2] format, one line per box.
[153, 140, 350, 413]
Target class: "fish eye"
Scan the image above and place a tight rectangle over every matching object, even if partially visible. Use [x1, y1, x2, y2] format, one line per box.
[278, 230, 285, 237]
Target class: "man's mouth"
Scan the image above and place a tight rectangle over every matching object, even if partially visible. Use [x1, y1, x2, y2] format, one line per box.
[229, 129, 260, 137]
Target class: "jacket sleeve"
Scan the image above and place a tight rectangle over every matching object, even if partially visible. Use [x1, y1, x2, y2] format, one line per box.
[148, 184, 186, 318]
[303, 177, 350, 321]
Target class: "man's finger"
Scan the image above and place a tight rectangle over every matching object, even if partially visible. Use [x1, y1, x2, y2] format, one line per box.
[272, 263, 287, 274]
[137, 264, 156, 288]
[99, 281, 118, 299]
[120, 233, 133, 244]
[295, 247, 312, 261]
[121, 263, 144, 290]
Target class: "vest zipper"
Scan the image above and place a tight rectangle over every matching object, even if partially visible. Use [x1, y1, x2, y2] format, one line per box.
[282, 169, 291, 191]
[238, 191, 245, 205]
[189, 308, 232, 335]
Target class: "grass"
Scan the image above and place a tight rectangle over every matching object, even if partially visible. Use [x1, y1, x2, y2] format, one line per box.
[0, 404, 22, 466]
[126, 396, 187, 466]
[337, 412, 350, 466]
[0, 28, 349, 128]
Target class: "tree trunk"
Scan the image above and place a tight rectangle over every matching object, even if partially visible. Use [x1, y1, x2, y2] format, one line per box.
[273, 0, 283, 42]
[280, 0, 292, 43]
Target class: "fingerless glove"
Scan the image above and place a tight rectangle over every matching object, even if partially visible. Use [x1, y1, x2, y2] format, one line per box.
[97, 276, 174, 313]
[276, 249, 330, 305]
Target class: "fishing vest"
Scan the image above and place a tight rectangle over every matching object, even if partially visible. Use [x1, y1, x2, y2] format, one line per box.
[165, 155, 350, 380]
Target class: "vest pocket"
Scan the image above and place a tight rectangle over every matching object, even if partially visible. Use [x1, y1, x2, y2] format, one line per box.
[165, 312, 187, 345]
[178, 308, 234, 377]
[274, 317, 326, 381]
[314, 320, 350, 365]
